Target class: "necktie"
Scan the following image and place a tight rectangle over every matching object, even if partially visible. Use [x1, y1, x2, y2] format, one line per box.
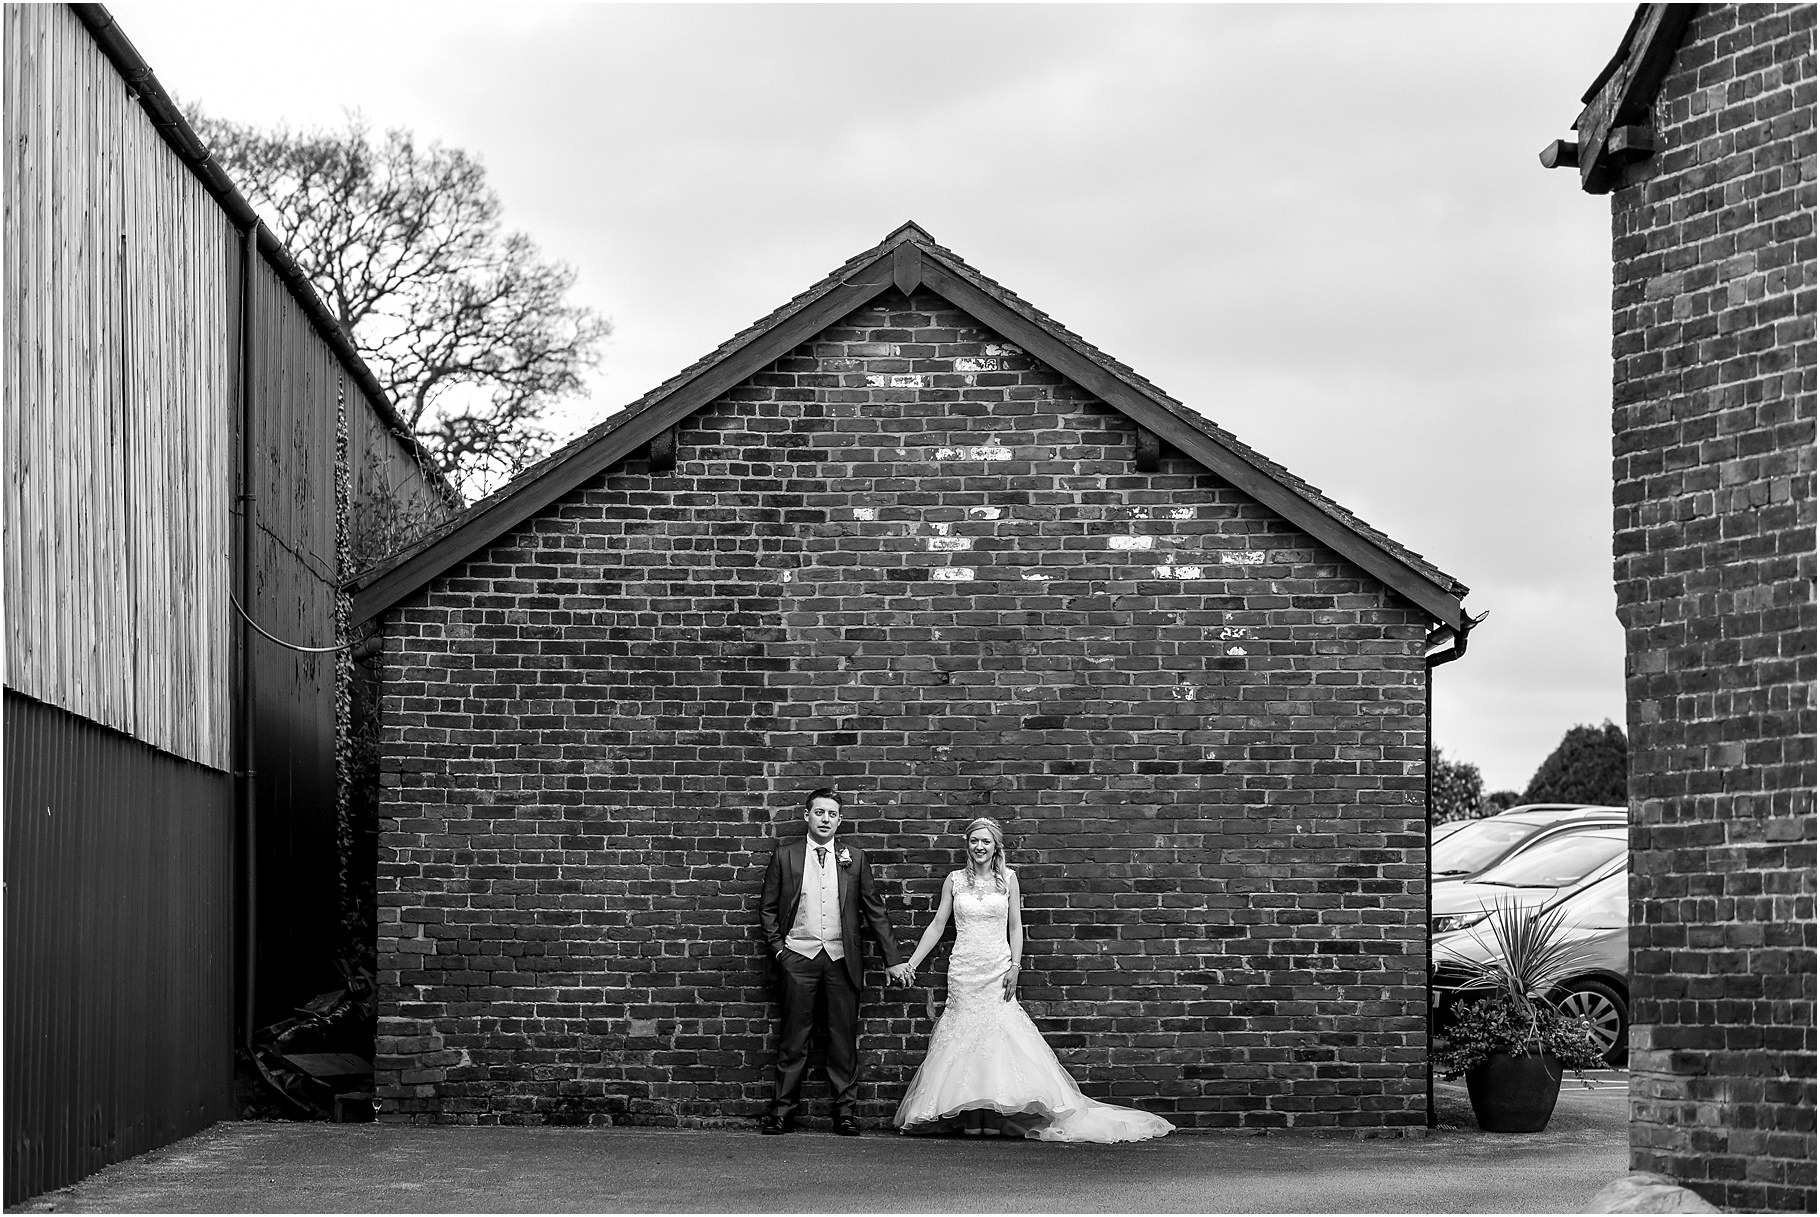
[816, 847, 828, 867]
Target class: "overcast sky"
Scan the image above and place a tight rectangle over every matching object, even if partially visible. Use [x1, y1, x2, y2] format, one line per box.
[114, 1, 1637, 793]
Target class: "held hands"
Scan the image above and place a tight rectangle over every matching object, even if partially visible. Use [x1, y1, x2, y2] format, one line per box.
[887, 962, 915, 988]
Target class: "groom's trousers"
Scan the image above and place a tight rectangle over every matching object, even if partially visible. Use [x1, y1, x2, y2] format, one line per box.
[772, 947, 860, 1120]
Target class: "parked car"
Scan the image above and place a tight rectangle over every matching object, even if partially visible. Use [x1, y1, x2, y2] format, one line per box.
[1430, 804, 1626, 883]
[1432, 863, 1629, 1064]
[1432, 825, 1628, 934]
[1431, 820, 1473, 845]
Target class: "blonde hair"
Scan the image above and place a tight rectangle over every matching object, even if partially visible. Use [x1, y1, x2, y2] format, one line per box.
[961, 817, 1008, 892]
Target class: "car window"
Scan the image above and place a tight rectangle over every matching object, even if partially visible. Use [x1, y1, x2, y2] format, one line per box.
[1474, 829, 1627, 887]
[1553, 871, 1627, 928]
[1431, 820, 1537, 874]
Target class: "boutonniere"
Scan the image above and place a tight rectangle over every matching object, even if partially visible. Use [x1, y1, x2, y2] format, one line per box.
[837, 847, 853, 868]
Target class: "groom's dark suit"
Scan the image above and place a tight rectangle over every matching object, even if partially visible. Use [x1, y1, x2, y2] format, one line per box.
[760, 837, 902, 1125]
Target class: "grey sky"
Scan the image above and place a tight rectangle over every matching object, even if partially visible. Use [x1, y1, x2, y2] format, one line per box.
[114, 1, 1636, 793]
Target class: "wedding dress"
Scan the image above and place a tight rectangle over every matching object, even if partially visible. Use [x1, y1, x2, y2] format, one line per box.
[893, 872, 1174, 1142]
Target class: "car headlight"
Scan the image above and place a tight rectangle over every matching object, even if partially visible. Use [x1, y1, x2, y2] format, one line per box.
[1431, 912, 1489, 935]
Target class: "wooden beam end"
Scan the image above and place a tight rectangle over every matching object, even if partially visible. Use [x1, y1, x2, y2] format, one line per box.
[1539, 138, 1580, 169]
[1135, 426, 1161, 473]
[649, 426, 677, 474]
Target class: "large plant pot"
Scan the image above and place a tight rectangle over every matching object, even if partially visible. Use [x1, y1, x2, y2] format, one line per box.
[1464, 1051, 1564, 1132]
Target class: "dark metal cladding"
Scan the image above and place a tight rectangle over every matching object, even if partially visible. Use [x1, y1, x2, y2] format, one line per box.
[242, 260, 350, 1027]
[2, 691, 236, 1205]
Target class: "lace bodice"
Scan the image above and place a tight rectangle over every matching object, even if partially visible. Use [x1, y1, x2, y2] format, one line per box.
[945, 871, 1013, 1014]
[951, 873, 1010, 945]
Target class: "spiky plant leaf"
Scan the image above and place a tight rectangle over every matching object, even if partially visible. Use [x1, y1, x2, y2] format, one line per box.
[1432, 898, 1608, 1074]
[1436, 898, 1601, 1007]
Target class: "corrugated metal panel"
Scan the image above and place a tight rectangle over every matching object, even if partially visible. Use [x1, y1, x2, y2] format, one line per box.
[2, 6, 463, 1196]
[2, 690, 236, 1206]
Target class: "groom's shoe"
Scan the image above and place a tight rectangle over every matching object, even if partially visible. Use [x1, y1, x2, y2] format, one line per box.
[759, 1114, 791, 1135]
[832, 1114, 862, 1137]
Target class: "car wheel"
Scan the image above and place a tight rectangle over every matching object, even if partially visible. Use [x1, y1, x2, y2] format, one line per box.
[1558, 979, 1628, 1066]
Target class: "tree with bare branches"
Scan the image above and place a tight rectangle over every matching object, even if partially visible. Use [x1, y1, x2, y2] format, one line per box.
[192, 111, 609, 501]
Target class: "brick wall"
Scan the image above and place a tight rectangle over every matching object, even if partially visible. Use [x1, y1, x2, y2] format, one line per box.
[374, 288, 1436, 1131]
[1609, 5, 1816, 1210]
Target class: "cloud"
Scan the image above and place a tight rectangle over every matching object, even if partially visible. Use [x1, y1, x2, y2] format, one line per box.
[114, 0, 1637, 791]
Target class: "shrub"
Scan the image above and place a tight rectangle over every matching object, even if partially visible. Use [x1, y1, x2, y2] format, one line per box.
[1433, 991, 1607, 1081]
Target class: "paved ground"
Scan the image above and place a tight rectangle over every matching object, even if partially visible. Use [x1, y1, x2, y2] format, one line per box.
[11, 1074, 1630, 1213]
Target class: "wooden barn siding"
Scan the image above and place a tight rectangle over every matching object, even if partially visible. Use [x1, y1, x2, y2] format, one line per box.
[350, 379, 440, 565]
[3, 2, 233, 771]
[3, 690, 236, 1206]
[3, 6, 458, 1198]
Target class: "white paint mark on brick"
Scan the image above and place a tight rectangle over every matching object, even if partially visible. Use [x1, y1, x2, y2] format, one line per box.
[968, 506, 1002, 520]
[954, 356, 1000, 372]
[983, 343, 1022, 357]
[1171, 684, 1199, 701]
[890, 374, 924, 388]
[935, 446, 1013, 461]
[1226, 646, 1248, 656]
[781, 571, 793, 583]
[1021, 572, 1052, 582]
[1166, 507, 1195, 519]
[928, 522, 952, 536]
[926, 536, 972, 552]
[1220, 550, 1267, 565]
[852, 507, 877, 521]
[1150, 565, 1204, 580]
[1219, 626, 1253, 640]
[1110, 535, 1154, 550]
[932, 567, 974, 582]
[865, 375, 886, 388]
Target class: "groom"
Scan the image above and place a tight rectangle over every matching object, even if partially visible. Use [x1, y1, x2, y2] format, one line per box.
[758, 788, 910, 1135]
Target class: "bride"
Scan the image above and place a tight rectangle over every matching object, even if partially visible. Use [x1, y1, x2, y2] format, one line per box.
[893, 818, 1173, 1142]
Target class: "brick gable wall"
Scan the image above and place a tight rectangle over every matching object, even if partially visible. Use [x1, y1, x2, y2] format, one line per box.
[374, 288, 1436, 1130]
[1609, 5, 1816, 1210]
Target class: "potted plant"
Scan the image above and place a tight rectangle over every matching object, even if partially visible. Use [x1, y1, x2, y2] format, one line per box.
[1432, 900, 1608, 1132]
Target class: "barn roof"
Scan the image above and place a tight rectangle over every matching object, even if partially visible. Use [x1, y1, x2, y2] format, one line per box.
[349, 223, 1471, 628]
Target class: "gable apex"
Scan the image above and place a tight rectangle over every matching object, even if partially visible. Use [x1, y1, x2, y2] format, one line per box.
[350, 228, 1470, 630]
[882, 220, 937, 247]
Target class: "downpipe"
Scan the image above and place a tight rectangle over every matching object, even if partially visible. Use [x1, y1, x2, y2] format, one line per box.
[237, 219, 260, 1048]
[1422, 610, 1485, 1127]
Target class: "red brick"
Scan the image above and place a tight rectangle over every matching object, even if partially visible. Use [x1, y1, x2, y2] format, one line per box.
[373, 293, 1437, 1131]
[1605, 5, 1816, 1211]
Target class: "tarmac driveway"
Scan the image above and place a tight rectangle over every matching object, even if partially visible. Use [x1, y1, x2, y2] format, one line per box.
[10, 1074, 1629, 1213]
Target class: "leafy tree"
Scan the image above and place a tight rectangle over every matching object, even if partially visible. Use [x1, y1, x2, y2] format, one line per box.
[1522, 721, 1629, 807]
[1484, 790, 1522, 813]
[191, 111, 610, 501]
[1431, 746, 1485, 824]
